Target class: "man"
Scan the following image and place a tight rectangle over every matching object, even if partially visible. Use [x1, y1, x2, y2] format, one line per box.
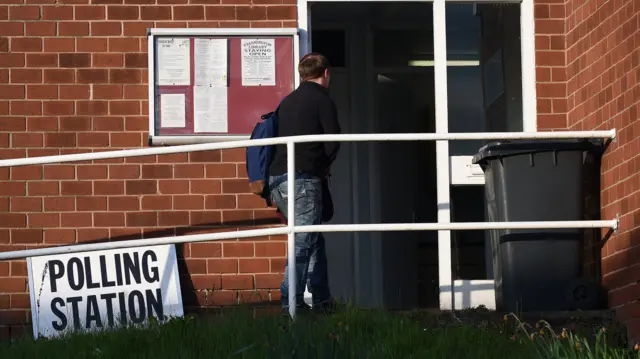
[268, 52, 341, 314]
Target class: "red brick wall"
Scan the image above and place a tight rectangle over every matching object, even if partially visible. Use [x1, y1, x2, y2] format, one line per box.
[536, 0, 640, 343]
[0, 1, 296, 338]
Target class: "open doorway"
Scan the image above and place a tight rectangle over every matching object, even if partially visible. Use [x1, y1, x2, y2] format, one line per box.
[306, 2, 527, 311]
[310, 3, 439, 310]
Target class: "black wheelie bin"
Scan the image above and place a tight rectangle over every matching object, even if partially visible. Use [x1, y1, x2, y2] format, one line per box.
[472, 139, 605, 313]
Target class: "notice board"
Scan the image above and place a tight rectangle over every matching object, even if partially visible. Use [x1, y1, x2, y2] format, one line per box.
[147, 28, 299, 145]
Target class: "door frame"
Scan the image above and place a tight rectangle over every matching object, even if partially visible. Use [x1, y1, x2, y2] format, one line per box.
[300, 0, 537, 311]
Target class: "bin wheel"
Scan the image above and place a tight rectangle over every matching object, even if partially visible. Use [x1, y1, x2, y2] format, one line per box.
[565, 278, 599, 311]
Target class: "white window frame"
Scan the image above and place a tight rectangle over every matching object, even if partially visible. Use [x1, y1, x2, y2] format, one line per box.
[298, 0, 537, 311]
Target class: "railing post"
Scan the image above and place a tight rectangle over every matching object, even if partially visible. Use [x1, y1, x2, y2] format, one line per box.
[286, 140, 296, 319]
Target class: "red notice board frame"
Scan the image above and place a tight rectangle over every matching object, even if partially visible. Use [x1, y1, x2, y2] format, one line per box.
[147, 28, 300, 146]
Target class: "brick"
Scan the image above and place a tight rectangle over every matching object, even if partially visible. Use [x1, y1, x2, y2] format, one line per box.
[205, 163, 236, 178]
[77, 101, 108, 115]
[11, 37, 42, 52]
[174, 5, 205, 20]
[126, 212, 157, 227]
[11, 101, 42, 115]
[222, 179, 249, 193]
[124, 53, 147, 68]
[11, 229, 42, 244]
[77, 69, 108, 84]
[0, 22, 24, 37]
[10, 5, 40, 20]
[182, 259, 206, 274]
[61, 213, 92, 228]
[109, 101, 140, 115]
[255, 242, 284, 257]
[158, 211, 189, 226]
[59, 85, 90, 100]
[0, 53, 25, 68]
[45, 133, 76, 147]
[0, 182, 25, 197]
[209, 291, 237, 306]
[10, 198, 42, 212]
[10, 166, 42, 180]
[0, 278, 26, 293]
[42, 5, 73, 20]
[208, 258, 238, 273]
[75, 5, 106, 20]
[28, 213, 60, 228]
[158, 179, 189, 194]
[221, 275, 253, 290]
[266, 5, 295, 20]
[223, 242, 253, 257]
[59, 53, 91, 68]
[205, 6, 235, 20]
[141, 195, 171, 210]
[110, 69, 141, 84]
[191, 242, 222, 258]
[0, 214, 26, 228]
[189, 210, 221, 226]
[239, 258, 269, 273]
[57, 21, 89, 36]
[0, 118, 26, 131]
[140, 6, 171, 20]
[93, 180, 123, 195]
[141, 164, 173, 179]
[123, 84, 147, 99]
[93, 53, 122, 67]
[43, 101, 74, 116]
[77, 228, 109, 243]
[236, 6, 266, 20]
[0, 85, 25, 99]
[25, 22, 56, 36]
[205, 195, 236, 209]
[107, 5, 139, 19]
[111, 133, 142, 148]
[60, 181, 92, 195]
[77, 165, 108, 179]
[254, 274, 280, 289]
[44, 69, 74, 83]
[191, 179, 222, 194]
[27, 85, 57, 100]
[91, 22, 122, 36]
[11, 69, 42, 83]
[43, 38, 75, 52]
[12, 133, 43, 148]
[125, 179, 157, 195]
[94, 212, 124, 227]
[175, 164, 204, 178]
[76, 196, 107, 211]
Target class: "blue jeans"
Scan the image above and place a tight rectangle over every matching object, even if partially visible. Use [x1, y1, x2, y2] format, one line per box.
[269, 174, 331, 309]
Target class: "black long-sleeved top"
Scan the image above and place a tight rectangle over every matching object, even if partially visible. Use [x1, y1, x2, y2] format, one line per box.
[269, 81, 341, 177]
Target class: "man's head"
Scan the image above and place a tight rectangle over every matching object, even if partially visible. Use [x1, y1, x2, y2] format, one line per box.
[298, 52, 331, 88]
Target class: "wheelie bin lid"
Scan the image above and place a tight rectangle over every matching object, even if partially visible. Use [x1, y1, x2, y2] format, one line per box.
[472, 138, 605, 166]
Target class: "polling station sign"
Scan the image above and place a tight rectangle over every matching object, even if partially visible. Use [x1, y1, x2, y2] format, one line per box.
[27, 244, 183, 339]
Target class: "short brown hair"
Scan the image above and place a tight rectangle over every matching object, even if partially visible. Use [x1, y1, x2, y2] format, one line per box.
[298, 53, 330, 81]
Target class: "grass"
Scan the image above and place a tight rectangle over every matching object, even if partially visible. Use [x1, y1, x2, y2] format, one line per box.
[1, 307, 640, 359]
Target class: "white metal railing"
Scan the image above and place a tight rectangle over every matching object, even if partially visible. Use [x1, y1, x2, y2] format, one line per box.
[0, 129, 619, 319]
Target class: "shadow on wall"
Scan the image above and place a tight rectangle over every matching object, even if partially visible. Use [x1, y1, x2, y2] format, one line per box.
[0, 217, 284, 340]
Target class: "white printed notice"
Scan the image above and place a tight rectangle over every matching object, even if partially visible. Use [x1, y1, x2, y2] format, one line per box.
[160, 93, 186, 128]
[27, 244, 184, 339]
[157, 38, 190, 86]
[193, 86, 228, 133]
[194, 38, 228, 87]
[241, 38, 276, 87]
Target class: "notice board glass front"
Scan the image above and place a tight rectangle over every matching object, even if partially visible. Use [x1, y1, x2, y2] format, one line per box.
[148, 29, 298, 145]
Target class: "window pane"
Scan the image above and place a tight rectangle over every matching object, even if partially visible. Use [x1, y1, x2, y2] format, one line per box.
[446, 3, 523, 156]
